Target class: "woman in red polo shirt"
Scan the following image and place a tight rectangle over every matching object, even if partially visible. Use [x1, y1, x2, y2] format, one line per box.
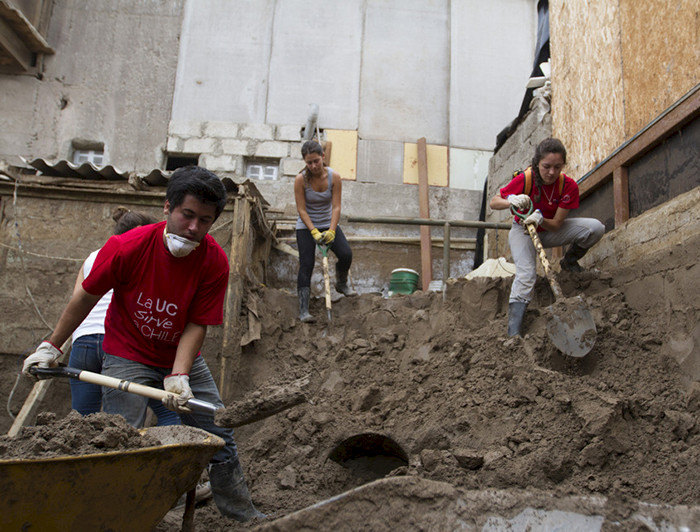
[489, 138, 605, 337]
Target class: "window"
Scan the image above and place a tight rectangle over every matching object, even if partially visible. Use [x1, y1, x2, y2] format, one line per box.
[73, 149, 104, 166]
[165, 155, 200, 171]
[246, 161, 279, 181]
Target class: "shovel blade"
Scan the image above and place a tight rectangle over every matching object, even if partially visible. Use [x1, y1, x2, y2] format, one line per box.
[546, 296, 597, 358]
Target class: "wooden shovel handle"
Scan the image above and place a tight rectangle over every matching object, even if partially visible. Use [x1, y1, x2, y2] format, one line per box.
[525, 223, 564, 300]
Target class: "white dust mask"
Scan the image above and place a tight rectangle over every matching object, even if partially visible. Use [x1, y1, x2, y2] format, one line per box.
[164, 228, 199, 257]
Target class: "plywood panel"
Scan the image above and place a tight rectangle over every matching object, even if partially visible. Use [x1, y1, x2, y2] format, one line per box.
[549, 0, 626, 177]
[403, 142, 448, 186]
[325, 129, 358, 181]
[619, 0, 700, 137]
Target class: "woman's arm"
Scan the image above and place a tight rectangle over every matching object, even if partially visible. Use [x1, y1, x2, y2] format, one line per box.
[329, 172, 342, 231]
[489, 194, 510, 211]
[540, 207, 570, 232]
[294, 173, 316, 231]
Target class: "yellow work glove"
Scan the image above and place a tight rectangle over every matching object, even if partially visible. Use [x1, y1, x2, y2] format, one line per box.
[321, 230, 336, 244]
[310, 228, 323, 242]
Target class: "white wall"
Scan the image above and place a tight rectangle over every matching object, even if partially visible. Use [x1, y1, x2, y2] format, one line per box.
[450, 0, 538, 151]
[171, 0, 537, 154]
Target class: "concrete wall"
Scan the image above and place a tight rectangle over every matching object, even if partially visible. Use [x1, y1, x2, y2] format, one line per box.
[169, 0, 538, 192]
[0, 0, 184, 172]
[484, 88, 553, 259]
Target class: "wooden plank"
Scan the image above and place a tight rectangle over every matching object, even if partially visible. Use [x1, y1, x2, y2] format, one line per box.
[323, 140, 333, 166]
[579, 85, 700, 198]
[417, 138, 432, 291]
[7, 338, 71, 436]
[613, 165, 630, 226]
[219, 196, 252, 399]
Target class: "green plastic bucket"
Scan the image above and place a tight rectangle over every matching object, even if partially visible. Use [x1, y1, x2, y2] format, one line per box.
[389, 268, 419, 295]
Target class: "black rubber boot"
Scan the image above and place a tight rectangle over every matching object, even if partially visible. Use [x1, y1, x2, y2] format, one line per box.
[209, 459, 266, 522]
[507, 302, 528, 337]
[560, 243, 589, 273]
[335, 271, 357, 296]
[298, 287, 316, 322]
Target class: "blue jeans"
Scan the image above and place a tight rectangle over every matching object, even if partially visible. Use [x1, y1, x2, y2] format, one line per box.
[101, 354, 237, 464]
[70, 334, 180, 425]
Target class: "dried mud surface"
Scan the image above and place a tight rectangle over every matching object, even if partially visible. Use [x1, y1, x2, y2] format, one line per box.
[3, 245, 699, 531]
[181, 254, 699, 530]
[0, 411, 162, 459]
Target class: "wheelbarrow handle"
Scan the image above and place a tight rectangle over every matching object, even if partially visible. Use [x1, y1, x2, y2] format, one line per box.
[29, 365, 220, 415]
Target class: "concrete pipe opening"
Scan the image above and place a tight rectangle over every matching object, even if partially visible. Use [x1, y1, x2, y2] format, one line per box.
[328, 433, 409, 483]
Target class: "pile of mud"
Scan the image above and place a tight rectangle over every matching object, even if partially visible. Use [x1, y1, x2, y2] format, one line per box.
[179, 263, 699, 530]
[0, 411, 162, 459]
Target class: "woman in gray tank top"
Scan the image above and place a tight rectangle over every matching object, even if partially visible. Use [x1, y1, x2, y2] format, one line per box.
[294, 140, 356, 322]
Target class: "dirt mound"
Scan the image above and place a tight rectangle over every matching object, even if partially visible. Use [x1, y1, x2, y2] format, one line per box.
[0, 411, 162, 459]
[172, 259, 698, 530]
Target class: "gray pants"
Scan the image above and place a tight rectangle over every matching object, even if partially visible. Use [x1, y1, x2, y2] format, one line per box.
[508, 217, 605, 303]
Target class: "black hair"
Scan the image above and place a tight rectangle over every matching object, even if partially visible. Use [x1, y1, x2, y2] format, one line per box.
[301, 140, 323, 158]
[112, 207, 157, 235]
[532, 138, 567, 186]
[166, 166, 227, 218]
[300, 140, 325, 186]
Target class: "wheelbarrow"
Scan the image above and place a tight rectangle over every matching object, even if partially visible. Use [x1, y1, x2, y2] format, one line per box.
[0, 425, 224, 531]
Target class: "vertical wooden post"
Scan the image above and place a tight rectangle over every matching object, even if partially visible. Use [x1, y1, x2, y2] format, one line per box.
[323, 140, 333, 166]
[417, 138, 432, 291]
[613, 165, 630, 227]
[219, 195, 251, 399]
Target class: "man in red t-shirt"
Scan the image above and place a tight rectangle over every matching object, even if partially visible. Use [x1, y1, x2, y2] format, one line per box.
[23, 166, 265, 522]
[490, 138, 605, 337]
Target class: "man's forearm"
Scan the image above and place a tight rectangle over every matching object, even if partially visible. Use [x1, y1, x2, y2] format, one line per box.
[171, 322, 207, 374]
[49, 288, 102, 348]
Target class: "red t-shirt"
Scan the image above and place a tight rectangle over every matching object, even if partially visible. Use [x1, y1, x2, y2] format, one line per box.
[82, 221, 229, 367]
[500, 172, 579, 231]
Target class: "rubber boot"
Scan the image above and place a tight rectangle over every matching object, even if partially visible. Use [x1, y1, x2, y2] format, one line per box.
[298, 287, 316, 322]
[335, 271, 357, 297]
[507, 302, 528, 337]
[560, 243, 588, 273]
[209, 459, 266, 522]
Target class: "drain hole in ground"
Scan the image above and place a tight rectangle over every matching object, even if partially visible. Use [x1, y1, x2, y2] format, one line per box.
[328, 433, 409, 483]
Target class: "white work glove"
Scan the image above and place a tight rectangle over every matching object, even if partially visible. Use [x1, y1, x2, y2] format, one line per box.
[162, 373, 194, 413]
[22, 341, 62, 376]
[507, 194, 532, 211]
[523, 209, 544, 227]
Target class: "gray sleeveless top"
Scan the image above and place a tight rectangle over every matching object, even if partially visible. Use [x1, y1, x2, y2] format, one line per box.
[296, 168, 334, 230]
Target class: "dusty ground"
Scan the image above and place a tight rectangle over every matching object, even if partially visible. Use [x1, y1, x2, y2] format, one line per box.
[2, 239, 699, 530]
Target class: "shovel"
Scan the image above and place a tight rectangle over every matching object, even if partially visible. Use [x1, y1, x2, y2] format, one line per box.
[512, 205, 597, 357]
[28, 365, 220, 414]
[317, 242, 332, 330]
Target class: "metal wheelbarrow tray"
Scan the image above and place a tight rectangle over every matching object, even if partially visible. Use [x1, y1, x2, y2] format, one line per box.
[0, 425, 224, 531]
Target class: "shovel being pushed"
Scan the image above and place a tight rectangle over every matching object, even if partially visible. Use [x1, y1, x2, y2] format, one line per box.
[512, 204, 597, 357]
[28, 365, 220, 414]
[317, 242, 332, 330]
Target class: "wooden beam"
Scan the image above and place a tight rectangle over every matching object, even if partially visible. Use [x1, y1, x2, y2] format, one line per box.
[613, 165, 630, 226]
[323, 140, 333, 166]
[219, 196, 252, 399]
[417, 138, 432, 291]
[579, 84, 700, 198]
[7, 338, 71, 436]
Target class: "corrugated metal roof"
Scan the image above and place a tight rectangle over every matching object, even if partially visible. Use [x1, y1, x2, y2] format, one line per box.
[20, 156, 169, 185]
[3, 157, 242, 194]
